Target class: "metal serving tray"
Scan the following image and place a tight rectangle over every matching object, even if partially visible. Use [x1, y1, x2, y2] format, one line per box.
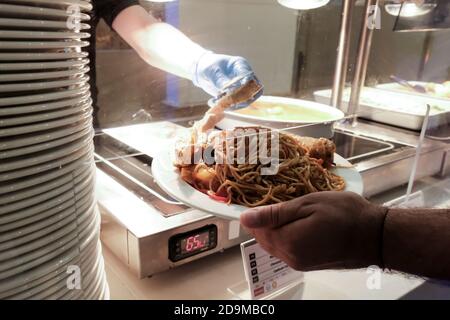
[314, 87, 450, 131]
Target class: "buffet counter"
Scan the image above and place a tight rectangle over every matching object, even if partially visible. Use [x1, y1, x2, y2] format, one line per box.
[103, 240, 450, 300]
[101, 175, 450, 300]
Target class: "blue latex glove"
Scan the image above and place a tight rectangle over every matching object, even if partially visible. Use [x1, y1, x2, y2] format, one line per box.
[193, 52, 263, 109]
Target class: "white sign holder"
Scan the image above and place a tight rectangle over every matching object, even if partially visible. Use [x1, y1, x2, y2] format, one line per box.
[227, 239, 304, 300]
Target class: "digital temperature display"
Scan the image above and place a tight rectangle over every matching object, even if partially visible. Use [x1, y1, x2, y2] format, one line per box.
[169, 225, 218, 262]
[180, 232, 210, 255]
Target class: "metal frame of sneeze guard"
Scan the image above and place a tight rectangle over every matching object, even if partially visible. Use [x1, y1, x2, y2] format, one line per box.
[383, 105, 432, 208]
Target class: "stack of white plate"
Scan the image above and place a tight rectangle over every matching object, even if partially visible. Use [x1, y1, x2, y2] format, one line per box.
[0, 0, 108, 300]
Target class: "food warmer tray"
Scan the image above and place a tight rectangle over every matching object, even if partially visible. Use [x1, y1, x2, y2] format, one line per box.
[314, 87, 450, 131]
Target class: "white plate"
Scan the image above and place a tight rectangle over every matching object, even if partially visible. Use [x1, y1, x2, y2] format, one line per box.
[0, 245, 92, 298]
[0, 114, 91, 150]
[0, 161, 88, 205]
[0, 192, 94, 249]
[1, 124, 92, 160]
[0, 140, 92, 182]
[0, 40, 89, 50]
[0, 75, 89, 93]
[0, 224, 78, 271]
[24, 243, 99, 300]
[152, 143, 364, 220]
[0, 193, 95, 259]
[0, 194, 96, 271]
[2, 130, 91, 174]
[0, 236, 98, 295]
[0, 94, 90, 116]
[0, 174, 92, 234]
[0, 147, 92, 195]
[36, 246, 102, 300]
[0, 84, 89, 107]
[0, 99, 91, 127]
[0, 234, 79, 281]
[6, 0, 92, 10]
[0, 66, 89, 83]
[1, 238, 99, 299]
[0, 58, 89, 72]
[0, 160, 93, 214]
[0, 246, 85, 299]
[0, 166, 94, 226]
[0, 198, 92, 253]
[0, 30, 90, 40]
[0, 17, 90, 30]
[0, 51, 88, 61]
[0, 170, 94, 231]
[0, 108, 91, 138]
[81, 256, 104, 300]
[0, 4, 91, 20]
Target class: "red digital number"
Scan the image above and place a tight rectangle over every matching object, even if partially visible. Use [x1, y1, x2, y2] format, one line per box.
[185, 234, 205, 252]
[185, 236, 195, 252]
[194, 235, 204, 249]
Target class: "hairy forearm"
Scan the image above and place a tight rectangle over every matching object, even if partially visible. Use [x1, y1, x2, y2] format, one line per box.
[112, 5, 206, 80]
[382, 207, 450, 280]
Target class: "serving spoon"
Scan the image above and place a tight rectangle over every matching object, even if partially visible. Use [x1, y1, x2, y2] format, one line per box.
[390, 75, 427, 94]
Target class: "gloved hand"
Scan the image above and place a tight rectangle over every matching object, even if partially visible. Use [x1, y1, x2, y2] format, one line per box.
[193, 52, 263, 109]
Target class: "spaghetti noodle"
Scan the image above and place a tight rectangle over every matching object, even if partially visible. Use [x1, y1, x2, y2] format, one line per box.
[175, 127, 345, 207]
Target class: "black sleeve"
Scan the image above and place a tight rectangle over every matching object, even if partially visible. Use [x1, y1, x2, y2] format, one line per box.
[96, 0, 140, 28]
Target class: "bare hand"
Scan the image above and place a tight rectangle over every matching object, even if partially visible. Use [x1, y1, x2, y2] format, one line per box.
[240, 192, 388, 271]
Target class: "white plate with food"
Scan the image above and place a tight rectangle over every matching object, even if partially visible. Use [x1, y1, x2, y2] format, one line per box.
[153, 127, 363, 220]
[0, 51, 88, 61]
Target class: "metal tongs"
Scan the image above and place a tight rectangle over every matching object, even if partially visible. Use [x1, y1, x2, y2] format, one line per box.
[213, 71, 263, 110]
[191, 73, 263, 143]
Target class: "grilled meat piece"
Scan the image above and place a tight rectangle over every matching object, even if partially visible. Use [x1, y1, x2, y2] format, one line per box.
[295, 136, 336, 168]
